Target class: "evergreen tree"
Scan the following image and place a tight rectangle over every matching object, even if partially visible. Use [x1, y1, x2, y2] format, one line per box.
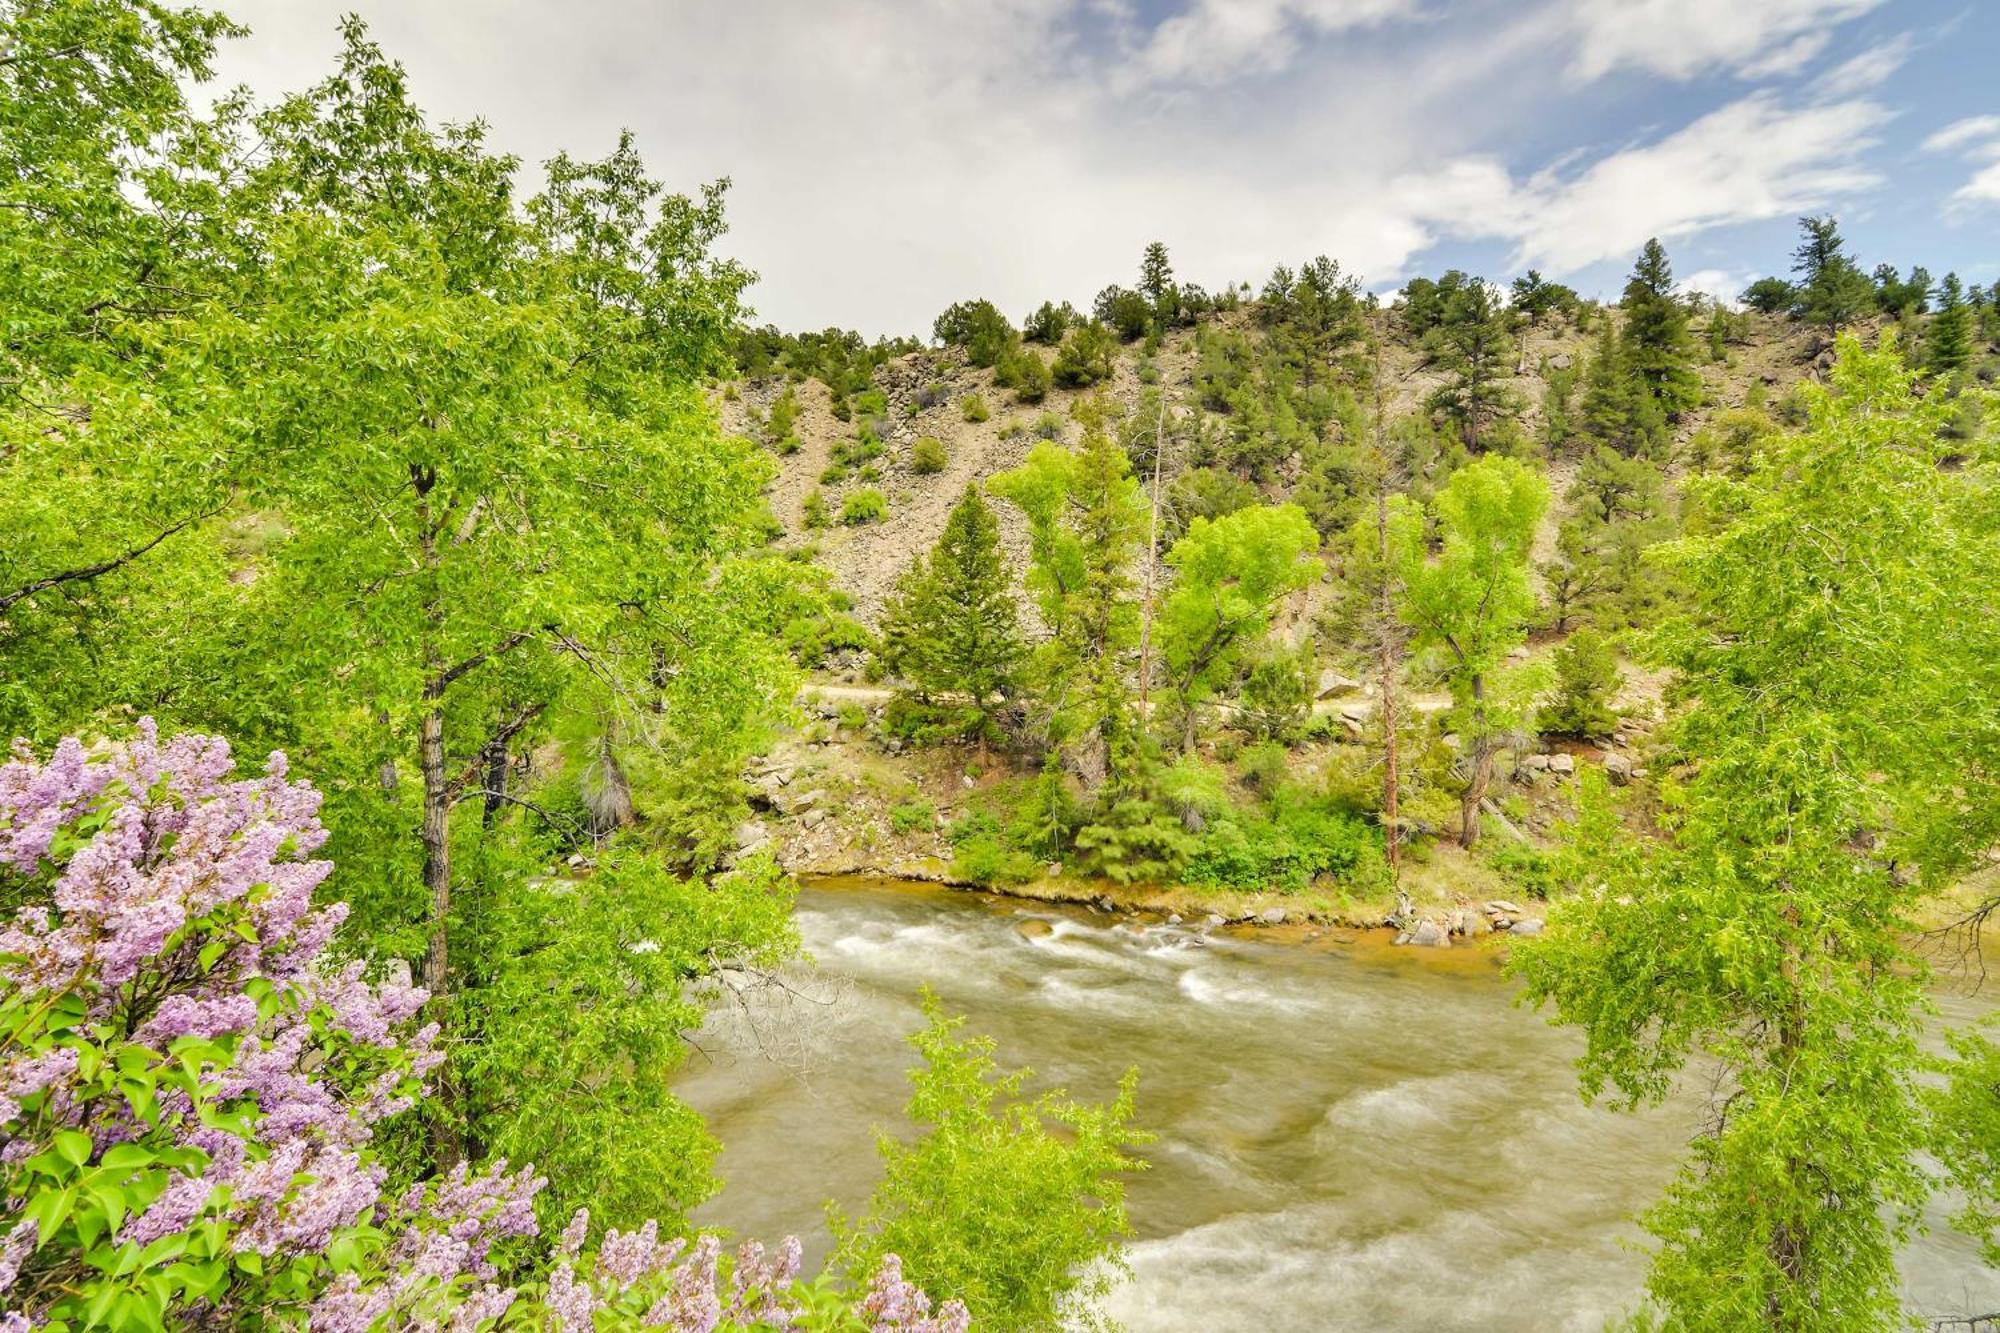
[1510, 270, 1579, 328]
[1580, 320, 1665, 458]
[1790, 215, 1874, 336]
[1929, 271, 1974, 373]
[990, 409, 1147, 786]
[1619, 238, 1701, 420]
[1138, 240, 1177, 328]
[1423, 277, 1516, 449]
[879, 486, 1023, 736]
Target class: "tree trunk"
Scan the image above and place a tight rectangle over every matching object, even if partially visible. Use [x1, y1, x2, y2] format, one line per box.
[1458, 672, 1493, 848]
[411, 463, 463, 1168]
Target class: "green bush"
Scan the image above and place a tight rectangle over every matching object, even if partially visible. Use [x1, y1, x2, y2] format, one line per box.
[1030, 412, 1066, 442]
[911, 436, 948, 474]
[1073, 797, 1196, 885]
[1052, 321, 1118, 388]
[962, 393, 991, 423]
[802, 490, 828, 529]
[1182, 794, 1382, 892]
[842, 488, 888, 524]
[998, 349, 1051, 404]
[784, 609, 873, 666]
[947, 810, 1041, 885]
[890, 798, 937, 835]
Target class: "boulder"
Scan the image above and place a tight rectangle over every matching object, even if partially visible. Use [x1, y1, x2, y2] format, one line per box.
[733, 820, 770, 850]
[800, 808, 828, 829]
[1520, 753, 1550, 772]
[1407, 918, 1448, 947]
[1547, 753, 1575, 776]
[1510, 918, 1546, 937]
[1486, 899, 1526, 916]
[1316, 670, 1362, 699]
[1603, 753, 1635, 786]
[1259, 907, 1288, 926]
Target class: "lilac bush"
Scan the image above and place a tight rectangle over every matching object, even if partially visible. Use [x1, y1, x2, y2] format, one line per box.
[0, 723, 967, 1331]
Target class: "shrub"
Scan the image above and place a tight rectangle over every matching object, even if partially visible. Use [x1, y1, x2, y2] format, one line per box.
[1051, 321, 1117, 388]
[0, 724, 964, 1331]
[802, 490, 828, 529]
[890, 799, 937, 835]
[911, 436, 948, 474]
[998, 349, 1051, 404]
[830, 998, 1144, 1330]
[1181, 794, 1383, 892]
[786, 609, 873, 665]
[842, 489, 888, 525]
[1030, 412, 1066, 442]
[961, 394, 990, 423]
[947, 810, 1040, 885]
[1023, 300, 1078, 345]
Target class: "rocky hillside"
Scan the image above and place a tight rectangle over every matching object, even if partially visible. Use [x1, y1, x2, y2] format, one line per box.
[721, 307, 1825, 630]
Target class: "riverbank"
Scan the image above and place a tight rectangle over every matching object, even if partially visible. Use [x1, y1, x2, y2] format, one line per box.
[734, 718, 1557, 952]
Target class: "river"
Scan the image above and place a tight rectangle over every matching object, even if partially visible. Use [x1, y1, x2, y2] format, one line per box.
[673, 877, 2000, 1331]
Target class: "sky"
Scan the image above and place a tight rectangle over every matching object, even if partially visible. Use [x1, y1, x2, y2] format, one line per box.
[208, 0, 2000, 337]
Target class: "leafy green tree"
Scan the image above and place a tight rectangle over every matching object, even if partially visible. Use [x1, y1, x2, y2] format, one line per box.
[878, 486, 1024, 738]
[1619, 238, 1702, 421]
[1515, 342, 2000, 1331]
[458, 843, 796, 1231]
[1423, 276, 1517, 448]
[1381, 454, 1549, 846]
[831, 997, 1146, 1332]
[1790, 215, 1874, 336]
[1157, 504, 1320, 751]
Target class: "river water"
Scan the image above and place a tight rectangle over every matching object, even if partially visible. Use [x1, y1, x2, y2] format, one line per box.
[674, 878, 2000, 1331]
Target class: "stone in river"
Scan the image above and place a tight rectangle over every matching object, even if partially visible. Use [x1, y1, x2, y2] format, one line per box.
[1407, 918, 1447, 947]
[1259, 907, 1288, 925]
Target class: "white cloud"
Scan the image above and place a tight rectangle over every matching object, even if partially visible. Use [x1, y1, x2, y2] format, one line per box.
[1494, 93, 1889, 274]
[1566, 0, 1882, 82]
[1958, 163, 2000, 205]
[1811, 32, 1912, 97]
[1924, 115, 2000, 153]
[1118, 0, 1421, 89]
[1680, 269, 1751, 308]
[202, 1, 1899, 333]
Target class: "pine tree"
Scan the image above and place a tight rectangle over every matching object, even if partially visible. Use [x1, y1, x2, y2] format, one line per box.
[1929, 272, 1973, 373]
[1791, 215, 1874, 336]
[1138, 240, 1176, 328]
[1619, 239, 1701, 421]
[1580, 320, 1664, 458]
[879, 487, 1023, 735]
[1424, 277, 1516, 448]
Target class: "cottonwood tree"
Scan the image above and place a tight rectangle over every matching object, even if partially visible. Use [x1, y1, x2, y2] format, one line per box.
[1157, 503, 1320, 751]
[1516, 342, 2000, 1331]
[1383, 454, 1548, 846]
